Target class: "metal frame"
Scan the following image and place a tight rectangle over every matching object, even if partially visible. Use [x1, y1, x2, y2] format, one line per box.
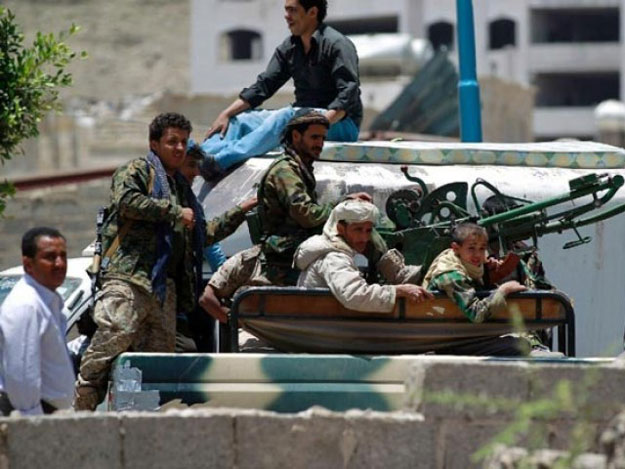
[226, 287, 576, 356]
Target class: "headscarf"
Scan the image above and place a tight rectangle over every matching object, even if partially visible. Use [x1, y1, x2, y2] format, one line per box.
[323, 199, 379, 244]
[422, 248, 484, 290]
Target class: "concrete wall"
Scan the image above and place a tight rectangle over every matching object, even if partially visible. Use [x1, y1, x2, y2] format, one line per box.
[0, 358, 623, 468]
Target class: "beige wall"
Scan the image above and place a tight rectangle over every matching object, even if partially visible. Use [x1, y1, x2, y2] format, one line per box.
[4, 0, 190, 101]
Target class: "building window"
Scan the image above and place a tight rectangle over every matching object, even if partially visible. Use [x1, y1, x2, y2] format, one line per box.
[534, 72, 620, 107]
[531, 8, 619, 43]
[220, 29, 263, 61]
[428, 21, 454, 51]
[489, 18, 516, 50]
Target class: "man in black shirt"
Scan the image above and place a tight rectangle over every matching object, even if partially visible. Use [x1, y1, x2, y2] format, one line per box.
[200, 0, 362, 173]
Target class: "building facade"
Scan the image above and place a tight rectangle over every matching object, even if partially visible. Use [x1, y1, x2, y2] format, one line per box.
[192, 0, 625, 141]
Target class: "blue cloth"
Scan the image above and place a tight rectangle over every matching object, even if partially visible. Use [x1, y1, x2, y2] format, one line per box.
[201, 107, 359, 171]
[205, 244, 227, 271]
[0, 274, 75, 415]
[147, 151, 175, 305]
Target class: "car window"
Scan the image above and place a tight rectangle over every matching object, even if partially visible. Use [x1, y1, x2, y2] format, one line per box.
[0, 276, 83, 305]
[0, 276, 20, 306]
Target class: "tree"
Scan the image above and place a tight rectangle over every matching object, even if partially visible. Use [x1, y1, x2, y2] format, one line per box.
[0, 7, 85, 215]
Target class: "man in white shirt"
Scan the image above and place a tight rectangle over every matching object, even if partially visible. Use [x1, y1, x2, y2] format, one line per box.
[0, 227, 75, 415]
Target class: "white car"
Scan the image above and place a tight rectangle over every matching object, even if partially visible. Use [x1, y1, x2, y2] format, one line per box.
[0, 255, 94, 335]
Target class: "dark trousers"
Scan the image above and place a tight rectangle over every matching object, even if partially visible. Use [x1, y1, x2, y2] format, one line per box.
[0, 392, 57, 416]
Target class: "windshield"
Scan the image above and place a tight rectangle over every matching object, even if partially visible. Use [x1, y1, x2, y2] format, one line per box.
[0, 276, 83, 306]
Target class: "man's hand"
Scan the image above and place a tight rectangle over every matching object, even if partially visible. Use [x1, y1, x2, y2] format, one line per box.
[205, 113, 230, 139]
[239, 196, 258, 213]
[486, 252, 521, 284]
[497, 280, 527, 296]
[345, 192, 372, 202]
[395, 284, 434, 303]
[180, 208, 196, 230]
[325, 109, 345, 125]
[204, 98, 251, 140]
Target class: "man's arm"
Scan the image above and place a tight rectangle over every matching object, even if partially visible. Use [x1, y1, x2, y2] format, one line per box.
[207, 46, 291, 138]
[113, 161, 183, 224]
[206, 98, 251, 139]
[0, 304, 44, 415]
[325, 41, 360, 123]
[199, 284, 229, 324]
[429, 272, 525, 323]
[204, 197, 257, 245]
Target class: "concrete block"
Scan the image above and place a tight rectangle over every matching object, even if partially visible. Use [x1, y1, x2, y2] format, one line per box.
[407, 361, 530, 419]
[235, 408, 437, 469]
[539, 420, 601, 454]
[121, 410, 235, 469]
[527, 365, 625, 422]
[483, 445, 607, 469]
[235, 410, 347, 469]
[439, 420, 511, 469]
[3, 413, 121, 469]
[342, 410, 438, 469]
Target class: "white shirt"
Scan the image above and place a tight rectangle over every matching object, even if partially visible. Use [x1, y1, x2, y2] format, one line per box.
[0, 274, 75, 415]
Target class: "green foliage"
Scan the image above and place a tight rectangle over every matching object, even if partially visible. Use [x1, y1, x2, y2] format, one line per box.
[0, 7, 84, 214]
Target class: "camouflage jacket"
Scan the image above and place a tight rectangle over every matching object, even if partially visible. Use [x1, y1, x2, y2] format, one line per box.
[427, 271, 506, 323]
[257, 152, 333, 261]
[100, 157, 245, 312]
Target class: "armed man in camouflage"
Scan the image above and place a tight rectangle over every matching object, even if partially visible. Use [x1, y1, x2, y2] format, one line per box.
[254, 110, 375, 285]
[74, 113, 248, 410]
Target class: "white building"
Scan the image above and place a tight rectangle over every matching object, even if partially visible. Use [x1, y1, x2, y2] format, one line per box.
[191, 0, 625, 141]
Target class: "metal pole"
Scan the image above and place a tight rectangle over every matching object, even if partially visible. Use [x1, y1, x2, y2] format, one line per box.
[456, 0, 483, 142]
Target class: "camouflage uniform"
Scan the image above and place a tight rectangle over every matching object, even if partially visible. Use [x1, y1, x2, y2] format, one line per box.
[208, 245, 261, 299]
[256, 151, 333, 285]
[427, 271, 507, 323]
[426, 270, 527, 356]
[75, 157, 245, 410]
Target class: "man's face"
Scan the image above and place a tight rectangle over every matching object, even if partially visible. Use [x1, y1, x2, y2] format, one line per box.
[337, 221, 373, 254]
[179, 156, 201, 184]
[292, 124, 327, 160]
[150, 127, 189, 176]
[452, 234, 488, 267]
[23, 236, 67, 291]
[284, 0, 318, 36]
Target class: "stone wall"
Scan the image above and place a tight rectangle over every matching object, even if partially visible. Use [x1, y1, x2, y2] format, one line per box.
[0, 358, 623, 468]
[0, 178, 110, 270]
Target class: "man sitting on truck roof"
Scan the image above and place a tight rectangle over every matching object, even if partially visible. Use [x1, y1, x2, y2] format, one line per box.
[199, 0, 362, 176]
[294, 199, 433, 312]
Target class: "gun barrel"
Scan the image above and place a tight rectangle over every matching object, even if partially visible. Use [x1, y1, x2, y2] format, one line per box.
[478, 175, 623, 228]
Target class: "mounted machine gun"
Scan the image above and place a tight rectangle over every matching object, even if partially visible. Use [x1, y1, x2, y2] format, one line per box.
[380, 169, 625, 272]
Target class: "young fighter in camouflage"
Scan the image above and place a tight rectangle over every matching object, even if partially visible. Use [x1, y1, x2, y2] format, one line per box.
[422, 223, 531, 356]
[74, 113, 250, 410]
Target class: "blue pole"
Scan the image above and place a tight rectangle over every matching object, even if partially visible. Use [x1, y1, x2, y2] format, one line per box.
[456, 0, 483, 142]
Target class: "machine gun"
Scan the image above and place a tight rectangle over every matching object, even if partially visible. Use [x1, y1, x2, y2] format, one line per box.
[380, 169, 625, 271]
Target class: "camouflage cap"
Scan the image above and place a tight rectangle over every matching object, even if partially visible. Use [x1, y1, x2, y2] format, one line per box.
[281, 109, 330, 145]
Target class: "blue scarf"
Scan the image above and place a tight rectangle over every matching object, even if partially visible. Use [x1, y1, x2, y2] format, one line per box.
[147, 151, 206, 306]
[147, 151, 173, 304]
